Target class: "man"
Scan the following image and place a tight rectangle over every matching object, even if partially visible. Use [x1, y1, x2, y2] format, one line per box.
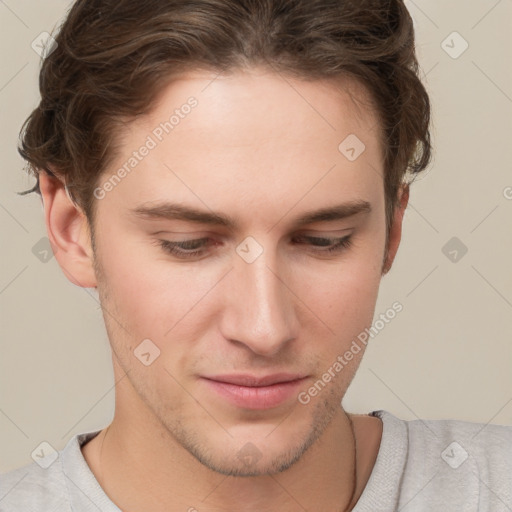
[1, 0, 511, 511]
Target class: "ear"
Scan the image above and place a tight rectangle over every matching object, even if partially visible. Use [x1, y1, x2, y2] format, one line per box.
[39, 171, 97, 288]
[382, 183, 409, 275]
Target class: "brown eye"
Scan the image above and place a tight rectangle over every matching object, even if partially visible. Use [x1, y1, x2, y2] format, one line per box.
[293, 235, 353, 254]
[158, 238, 210, 259]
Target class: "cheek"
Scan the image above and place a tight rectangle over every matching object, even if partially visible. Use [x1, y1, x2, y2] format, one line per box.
[293, 258, 380, 389]
[301, 270, 380, 351]
[293, 238, 384, 329]
[96, 233, 220, 339]
[95, 233, 162, 329]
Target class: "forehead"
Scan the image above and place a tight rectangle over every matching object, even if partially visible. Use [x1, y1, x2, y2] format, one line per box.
[97, 67, 384, 227]
[146, 66, 381, 152]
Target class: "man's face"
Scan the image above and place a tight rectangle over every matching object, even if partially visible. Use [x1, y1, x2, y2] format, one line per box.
[91, 67, 389, 476]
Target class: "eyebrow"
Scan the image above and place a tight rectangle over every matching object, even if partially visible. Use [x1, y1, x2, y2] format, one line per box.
[129, 199, 372, 231]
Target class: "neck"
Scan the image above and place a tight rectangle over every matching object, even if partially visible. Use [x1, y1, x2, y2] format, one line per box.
[82, 404, 360, 512]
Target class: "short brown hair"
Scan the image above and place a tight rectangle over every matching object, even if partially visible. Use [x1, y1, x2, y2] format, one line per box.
[19, 0, 431, 243]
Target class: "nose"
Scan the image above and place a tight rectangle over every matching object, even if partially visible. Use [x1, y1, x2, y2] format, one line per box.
[219, 244, 299, 357]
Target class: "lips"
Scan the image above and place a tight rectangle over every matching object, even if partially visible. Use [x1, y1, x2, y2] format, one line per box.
[202, 373, 307, 387]
[200, 373, 309, 410]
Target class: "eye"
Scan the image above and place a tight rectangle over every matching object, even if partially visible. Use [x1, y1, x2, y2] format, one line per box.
[292, 234, 353, 254]
[156, 234, 353, 260]
[157, 238, 211, 259]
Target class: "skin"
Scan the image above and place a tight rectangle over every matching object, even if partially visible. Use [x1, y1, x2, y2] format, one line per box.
[39, 66, 408, 511]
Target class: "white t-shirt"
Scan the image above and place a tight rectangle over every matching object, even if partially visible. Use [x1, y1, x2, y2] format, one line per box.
[1, 410, 511, 511]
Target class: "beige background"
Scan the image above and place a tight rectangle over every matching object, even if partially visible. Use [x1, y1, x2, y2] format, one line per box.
[1, 0, 511, 473]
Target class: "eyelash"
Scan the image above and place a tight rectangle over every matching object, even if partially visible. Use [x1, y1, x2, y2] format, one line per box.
[156, 235, 353, 259]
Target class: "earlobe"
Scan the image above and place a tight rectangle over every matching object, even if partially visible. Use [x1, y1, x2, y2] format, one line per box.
[39, 171, 97, 288]
[382, 184, 410, 275]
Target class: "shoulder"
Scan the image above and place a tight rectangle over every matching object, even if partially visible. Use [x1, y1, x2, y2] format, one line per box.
[0, 457, 70, 511]
[375, 410, 512, 511]
[0, 430, 103, 512]
[403, 413, 512, 471]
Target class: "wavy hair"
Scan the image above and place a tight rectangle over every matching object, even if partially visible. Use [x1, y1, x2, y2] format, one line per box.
[19, 0, 431, 240]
